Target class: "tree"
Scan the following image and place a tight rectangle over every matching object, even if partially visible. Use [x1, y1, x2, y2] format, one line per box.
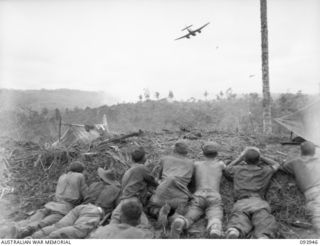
[168, 90, 174, 99]
[225, 88, 236, 100]
[143, 88, 150, 100]
[260, 0, 272, 134]
[204, 91, 208, 100]
[155, 91, 160, 100]
[139, 95, 143, 101]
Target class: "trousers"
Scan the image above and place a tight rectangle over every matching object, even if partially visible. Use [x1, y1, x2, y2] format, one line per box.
[18, 208, 65, 238]
[182, 190, 223, 232]
[227, 196, 278, 238]
[32, 204, 102, 239]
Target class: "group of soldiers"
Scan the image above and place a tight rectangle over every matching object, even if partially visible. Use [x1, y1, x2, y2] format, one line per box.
[2, 139, 320, 239]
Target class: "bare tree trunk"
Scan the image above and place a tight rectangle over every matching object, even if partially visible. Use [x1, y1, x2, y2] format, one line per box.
[260, 0, 272, 134]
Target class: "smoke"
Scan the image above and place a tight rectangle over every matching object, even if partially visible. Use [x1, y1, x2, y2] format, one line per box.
[275, 98, 320, 150]
[303, 100, 320, 149]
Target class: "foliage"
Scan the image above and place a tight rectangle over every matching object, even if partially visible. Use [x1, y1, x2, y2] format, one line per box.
[0, 91, 315, 143]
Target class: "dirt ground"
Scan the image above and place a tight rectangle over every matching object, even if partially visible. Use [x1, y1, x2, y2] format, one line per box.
[0, 130, 319, 239]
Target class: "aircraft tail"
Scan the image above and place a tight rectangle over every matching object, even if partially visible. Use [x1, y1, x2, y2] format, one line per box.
[181, 25, 192, 31]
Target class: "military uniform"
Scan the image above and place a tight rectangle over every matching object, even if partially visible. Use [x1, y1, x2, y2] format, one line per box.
[225, 162, 278, 238]
[33, 180, 120, 239]
[151, 156, 194, 207]
[90, 223, 154, 239]
[11, 171, 88, 238]
[110, 164, 157, 227]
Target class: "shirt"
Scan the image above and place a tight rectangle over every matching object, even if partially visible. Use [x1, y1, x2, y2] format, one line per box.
[55, 172, 88, 206]
[90, 223, 154, 239]
[159, 155, 194, 187]
[225, 161, 276, 200]
[152, 155, 194, 205]
[282, 156, 320, 193]
[56, 204, 102, 229]
[84, 181, 121, 214]
[121, 164, 158, 201]
[194, 160, 225, 192]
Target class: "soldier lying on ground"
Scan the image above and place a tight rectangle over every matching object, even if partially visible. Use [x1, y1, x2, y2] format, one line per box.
[281, 141, 320, 236]
[90, 199, 154, 238]
[170, 142, 225, 238]
[31, 168, 121, 239]
[148, 140, 194, 232]
[224, 147, 280, 239]
[5, 161, 88, 239]
[110, 146, 158, 227]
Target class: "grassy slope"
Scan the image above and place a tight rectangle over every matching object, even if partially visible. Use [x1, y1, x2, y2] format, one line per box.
[2, 130, 317, 238]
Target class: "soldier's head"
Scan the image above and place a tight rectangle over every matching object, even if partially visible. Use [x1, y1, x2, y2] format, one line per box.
[131, 146, 146, 164]
[174, 140, 189, 155]
[244, 147, 261, 165]
[68, 161, 85, 173]
[202, 142, 219, 158]
[301, 141, 316, 156]
[120, 199, 142, 226]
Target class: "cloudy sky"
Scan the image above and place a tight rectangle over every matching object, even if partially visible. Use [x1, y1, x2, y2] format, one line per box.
[0, 0, 319, 103]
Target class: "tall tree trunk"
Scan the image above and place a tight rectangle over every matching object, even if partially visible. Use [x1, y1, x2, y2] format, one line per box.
[260, 0, 272, 134]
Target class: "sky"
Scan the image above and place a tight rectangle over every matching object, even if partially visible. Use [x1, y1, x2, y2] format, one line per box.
[0, 0, 319, 103]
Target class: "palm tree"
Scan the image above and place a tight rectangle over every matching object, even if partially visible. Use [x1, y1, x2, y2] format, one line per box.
[143, 88, 150, 100]
[155, 91, 160, 100]
[260, 0, 272, 134]
[168, 91, 174, 99]
[204, 90, 208, 100]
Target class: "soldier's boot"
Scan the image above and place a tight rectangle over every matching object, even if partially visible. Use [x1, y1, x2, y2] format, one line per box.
[257, 235, 269, 239]
[170, 218, 185, 239]
[208, 224, 222, 239]
[17, 226, 37, 239]
[226, 227, 240, 239]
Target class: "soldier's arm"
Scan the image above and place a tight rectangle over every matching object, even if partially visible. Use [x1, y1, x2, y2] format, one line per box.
[224, 150, 246, 179]
[151, 159, 163, 182]
[260, 156, 280, 171]
[280, 159, 295, 175]
[219, 160, 227, 170]
[143, 167, 159, 187]
[227, 147, 251, 168]
[224, 160, 239, 180]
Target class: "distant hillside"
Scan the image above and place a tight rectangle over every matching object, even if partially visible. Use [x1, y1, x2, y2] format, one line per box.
[0, 89, 117, 111]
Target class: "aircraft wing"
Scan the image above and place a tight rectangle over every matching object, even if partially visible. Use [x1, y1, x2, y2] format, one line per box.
[175, 33, 190, 41]
[194, 22, 210, 32]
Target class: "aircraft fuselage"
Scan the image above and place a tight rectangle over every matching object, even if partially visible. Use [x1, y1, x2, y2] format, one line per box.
[187, 29, 196, 36]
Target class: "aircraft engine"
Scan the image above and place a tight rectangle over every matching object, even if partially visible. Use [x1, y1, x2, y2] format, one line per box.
[198, 30, 201, 33]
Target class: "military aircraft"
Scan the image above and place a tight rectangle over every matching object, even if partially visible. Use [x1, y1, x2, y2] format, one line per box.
[175, 22, 210, 41]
